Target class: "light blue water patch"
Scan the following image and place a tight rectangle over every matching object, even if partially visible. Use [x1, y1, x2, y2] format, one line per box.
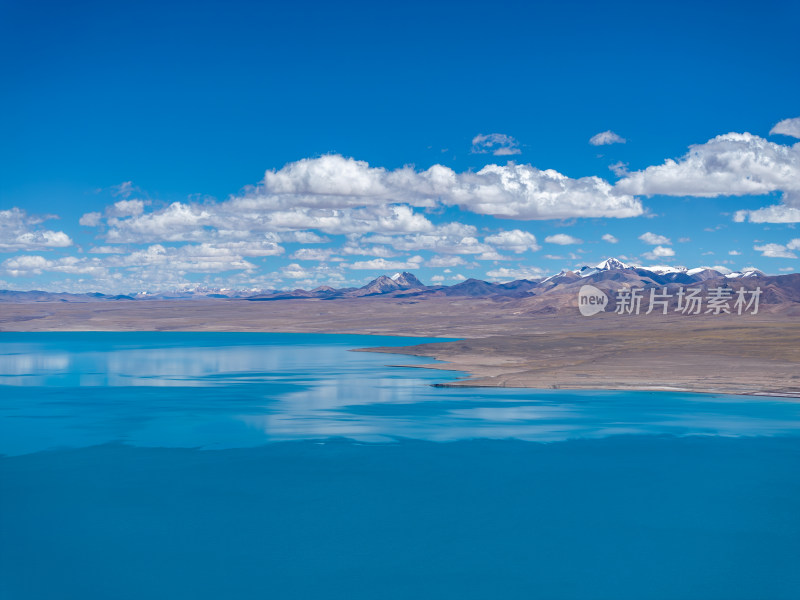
[1, 332, 800, 456]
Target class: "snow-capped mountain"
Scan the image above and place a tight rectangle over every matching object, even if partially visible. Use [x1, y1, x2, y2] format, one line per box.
[389, 272, 425, 288]
[569, 258, 764, 281]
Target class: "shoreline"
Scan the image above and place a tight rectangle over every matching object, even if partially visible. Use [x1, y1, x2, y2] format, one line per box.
[2, 297, 799, 400]
[378, 359, 800, 399]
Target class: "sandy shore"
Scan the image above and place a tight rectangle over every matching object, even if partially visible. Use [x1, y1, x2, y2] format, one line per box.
[1, 296, 799, 397]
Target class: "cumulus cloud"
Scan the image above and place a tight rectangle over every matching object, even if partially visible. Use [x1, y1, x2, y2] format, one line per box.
[89, 246, 129, 254]
[734, 204, 800, 223]
[79, 212, 103, 227]
[244, 155, 642, 220]
[347, 258, 422, 270]
[339, 242, 398, 258]
[280, 263, 314, 279]
[1, 243, 276, 280]
[108, 199, 146, 217]
[0, 208, 73, 251]
[362, 223, 494, 255]
[638, 231, 671, 245]
[483, 230, 540, 253]
[290, 248, 337, 261]
[590, 131, 626, 146]
[2, 255, 105, 277]
[84, 156, 642, 250]
[471, 133, 521, 156]
[616, 133, 800, 200]
[608, 161, 629, 177]
[449, 163, 641, 220]
[770, 117, 800, 139]
[545, 233, 582, 245]
[642, 246, 675, 260]
[426, 255, 466, 268]
[754, 243, 797, 259]
[602, 233, 619, 243]
[485, 266, 546, 281]
[100, 202, 435, 243]
[111, 244, 260, 272]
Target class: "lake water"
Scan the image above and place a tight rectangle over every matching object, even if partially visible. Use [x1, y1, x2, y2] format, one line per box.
[1, 332, 799, 599]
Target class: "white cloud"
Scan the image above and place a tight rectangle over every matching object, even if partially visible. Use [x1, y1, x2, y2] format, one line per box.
[245, 155, 643, 220]
[1, 243, 273, 280]
[471, 133, 521, 156]
[449, 163, 641, 220]
[101, 202, 435, 243]
[601, 233, 618, 243]
[734, 205, 800, 223]
[290, 248, 337, 261]
[339, 243, 398, 258]
[111, 244, 260, 272]
[364, 223, 494, 255]
[638, 231, 671, 245]
[107, 199, 146, 217]
[84, 156, 642, 249]
[608, 161, 629, 177]
[2, 255, 105, 277]
[590, 130, 626, 146]
[430, 275, 445, 283]
[79, 212, 103, 227]
[0, 208, 73, 251]
[483, 229, 540, 253]
[476, 250, 509, 261]
[728, 250, 741, 256]
[89, 246, 128, 254]
[485, 266, 546, 281]
[280, 263, 313, 279]
[788, 239, 800, 250]
[754, 243, 797, 259]
[770, 117, 800, 139]
[347, 258, 421, 270]
[426, 255, 466, 268]
[111, 181, 137, 198]
[616, 133, 800, 199]
[642, 245, 675, 260]
[545, 233, 582, 245]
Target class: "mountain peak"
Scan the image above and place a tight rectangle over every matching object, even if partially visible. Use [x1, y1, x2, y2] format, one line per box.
[391, 272, 424, 288]
[595, 257, 630, 271]
[356, 272, 425, 296]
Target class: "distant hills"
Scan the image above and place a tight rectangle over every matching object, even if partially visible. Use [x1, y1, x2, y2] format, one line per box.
[1, 261, 799, 310]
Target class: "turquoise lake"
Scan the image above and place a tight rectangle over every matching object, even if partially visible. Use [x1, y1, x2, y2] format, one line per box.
[1, 332, 799, 599]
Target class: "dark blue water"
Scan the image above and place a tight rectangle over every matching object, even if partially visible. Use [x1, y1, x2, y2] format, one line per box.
[1, 333, 799, 599]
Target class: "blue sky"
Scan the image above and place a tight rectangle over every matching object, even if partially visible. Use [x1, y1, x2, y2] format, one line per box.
[1, 0, 799, 292]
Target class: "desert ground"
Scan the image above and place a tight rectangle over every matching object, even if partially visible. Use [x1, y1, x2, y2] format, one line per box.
[1, 296, 799, 397]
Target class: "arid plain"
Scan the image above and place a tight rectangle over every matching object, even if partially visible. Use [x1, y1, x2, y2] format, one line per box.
[3, 292, 800, 398]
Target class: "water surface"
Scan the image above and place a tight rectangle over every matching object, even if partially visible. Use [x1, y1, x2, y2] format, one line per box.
[1, 332, 799, 455]
[1, 333, 799, 599]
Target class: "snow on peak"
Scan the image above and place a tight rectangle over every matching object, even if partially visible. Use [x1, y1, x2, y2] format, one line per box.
[643, 265, 687, 275]
[390, 272, 402, 281]
[594, 257, 630, 271]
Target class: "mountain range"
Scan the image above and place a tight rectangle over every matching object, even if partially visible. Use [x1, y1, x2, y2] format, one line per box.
[1, 260, 798, 309]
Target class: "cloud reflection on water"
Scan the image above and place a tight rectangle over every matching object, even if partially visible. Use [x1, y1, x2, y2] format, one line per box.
[1, 332, 800, 455]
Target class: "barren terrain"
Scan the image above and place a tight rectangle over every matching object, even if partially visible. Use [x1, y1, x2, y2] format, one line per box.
[2, 295, 799, 397]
